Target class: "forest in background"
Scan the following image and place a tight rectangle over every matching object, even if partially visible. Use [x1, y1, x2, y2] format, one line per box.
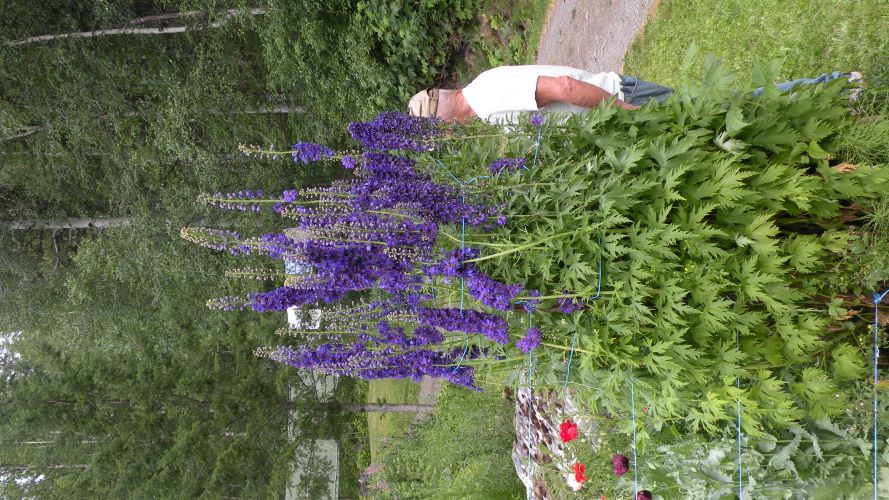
[0, 0, 533, 496]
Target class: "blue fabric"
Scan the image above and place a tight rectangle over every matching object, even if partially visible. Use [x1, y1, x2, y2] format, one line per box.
[620, 71, 849, 104]
[752, 71, 845, 97]
[620, 75, 674, 105]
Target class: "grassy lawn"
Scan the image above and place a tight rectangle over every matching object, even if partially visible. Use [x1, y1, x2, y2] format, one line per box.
[367, 379, 421, 464]
[625, 0, 889, 88]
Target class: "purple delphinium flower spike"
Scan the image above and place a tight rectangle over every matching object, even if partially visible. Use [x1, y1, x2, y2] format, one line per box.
[348, 112, 442, 151]
[488, 157, 527, 175]
[515, 327, 541, 352]
[291, 142, 334, 164]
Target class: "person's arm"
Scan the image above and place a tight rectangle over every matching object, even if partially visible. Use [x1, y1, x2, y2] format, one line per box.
[534, 75, 639, 110]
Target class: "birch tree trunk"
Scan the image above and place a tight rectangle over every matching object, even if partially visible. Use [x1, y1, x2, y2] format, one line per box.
[342, 403, 434, 413]
[10, 8, 270, 46]
[8, 217, 133, 230]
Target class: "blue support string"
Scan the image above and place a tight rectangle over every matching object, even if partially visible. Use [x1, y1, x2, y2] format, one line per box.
[629, 364, 638, 497]
[527, 310, 534, 479]
[430, 160, 489, 374]
[736, 328, 743, 499]
[563, 234, 603, 394]
[874, 289, 888, 500]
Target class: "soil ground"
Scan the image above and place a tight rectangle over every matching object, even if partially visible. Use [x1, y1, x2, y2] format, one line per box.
[536, 0, 659, 72]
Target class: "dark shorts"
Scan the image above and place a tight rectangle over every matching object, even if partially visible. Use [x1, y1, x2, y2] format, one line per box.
[619, 75, 674, 106]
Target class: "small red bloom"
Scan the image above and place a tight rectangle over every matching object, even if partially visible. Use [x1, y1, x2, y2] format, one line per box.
[560, 419, 578, 442]
[642, 406, 649, 415]
[573, 462, 587, 483]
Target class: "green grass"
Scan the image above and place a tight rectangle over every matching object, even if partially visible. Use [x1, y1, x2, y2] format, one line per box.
[625, 0, 889, 89]
[366, 379, 421, 464]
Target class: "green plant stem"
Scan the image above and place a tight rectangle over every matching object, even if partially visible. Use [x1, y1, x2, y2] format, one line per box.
[440, 231, 505, 247]
[464, 228, 592, 263]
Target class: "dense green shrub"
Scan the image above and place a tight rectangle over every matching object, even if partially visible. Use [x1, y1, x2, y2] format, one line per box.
[355, 0, 480, 97]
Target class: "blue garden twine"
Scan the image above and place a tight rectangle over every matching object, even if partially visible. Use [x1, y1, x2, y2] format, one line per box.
[563, 235, 603, 394]
[431, 159, 487, 373]
[630, 363, 638, 496]
[874, 289, 888, 500]
[736, 328, 743, 499]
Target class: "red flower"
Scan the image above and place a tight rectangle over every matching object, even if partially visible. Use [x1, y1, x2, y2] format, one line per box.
[560, 419, 578, 442]
[573, 462, 587, 483]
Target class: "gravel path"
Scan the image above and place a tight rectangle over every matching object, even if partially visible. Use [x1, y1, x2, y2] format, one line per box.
[412, 376, 443, 425]
[536, 0, 660, 72]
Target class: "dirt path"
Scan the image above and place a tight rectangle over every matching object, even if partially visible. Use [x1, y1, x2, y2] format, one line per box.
[412, 376, 443, 425]
[536, 0, 660, 72]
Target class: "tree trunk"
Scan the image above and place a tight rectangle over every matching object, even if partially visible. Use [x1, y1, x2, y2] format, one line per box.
[342, 403, 434, 413]
[8, 217, 133, 230]
[2, 126, 40, 142]
[11, 8, 269, 46]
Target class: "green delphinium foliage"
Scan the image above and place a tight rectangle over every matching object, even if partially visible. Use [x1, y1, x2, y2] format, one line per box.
[431, 59, 888, 439]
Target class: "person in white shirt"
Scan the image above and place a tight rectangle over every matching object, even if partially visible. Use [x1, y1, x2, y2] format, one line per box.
[408, 65, 859, 124]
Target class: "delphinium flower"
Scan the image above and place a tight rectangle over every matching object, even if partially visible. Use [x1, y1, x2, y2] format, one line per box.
[206, 295, 248, 311]
[613, 453, 630, 477]
[239, 232, 302, 260]
[417, 307, 509, 345]
[180, 227, 241, 253]
[488, 157, 527, 175]
[465, 268, 523, 311]
[422, 247, 479, 282]
[291, 142, 334, 164]
[294, 210, 438, 250]
[197, 189, 266, 212]
[518, 289, 541, 313]
[295, 240, 413, 289]
[357, 152, 423, 180]
[349, 176, 503, 227]
[515, 327, 541, 352]
[224, 267, 283, 281]
[272, 342, 480, 390]
[423, 248, 523, 310]
[247, 286, 347, 312]
[557, 290, 585, 314]
[348, 112, 442, 151]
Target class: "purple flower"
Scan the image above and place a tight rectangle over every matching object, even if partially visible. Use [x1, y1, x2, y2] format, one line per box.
[359, 152, 421, 180]
[272, 342, 480, 390]
[291, 142, 333, 164]
[515, 327, 541, 352]
[423, 248, 479, 281]
[341, 156, 356, 169]
[465, 269, 523, 311]
[348, 112, 442, 151]
[418, 307, 509, 345]
[531, 114, 544, 127]
[613, 453, 630, 477]
[517, 289, 541, 313]
[247, 286, 346, 312]
[488, 157, 527, 175]
[557, 293, 585, 314]
[636, 491, 653, 500]
[281, 189, 299, 202]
